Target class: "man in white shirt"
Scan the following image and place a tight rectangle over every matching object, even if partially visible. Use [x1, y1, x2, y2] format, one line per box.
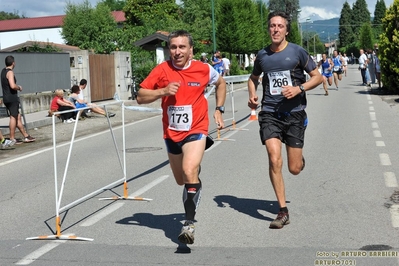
[358, 49, 368, 85]
[221, 54, 231, 76]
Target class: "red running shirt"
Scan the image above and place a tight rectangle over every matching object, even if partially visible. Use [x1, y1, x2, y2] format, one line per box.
[140, 60, 214, 142]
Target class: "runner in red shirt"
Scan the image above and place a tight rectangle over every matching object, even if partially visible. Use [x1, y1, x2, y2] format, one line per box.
[137, 30, 226, 245]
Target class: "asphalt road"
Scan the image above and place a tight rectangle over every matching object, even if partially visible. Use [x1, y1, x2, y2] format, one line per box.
[0, 66, 398, 266]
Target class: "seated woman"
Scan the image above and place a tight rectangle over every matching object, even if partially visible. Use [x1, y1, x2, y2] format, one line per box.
[68, 85, 115, 118]
[50, 89, 76, 123]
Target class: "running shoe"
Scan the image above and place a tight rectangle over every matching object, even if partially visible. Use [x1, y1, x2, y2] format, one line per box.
[178, 220, 195, 244]
[1, 139, 15, 149]
[11, 138, 24, 145]
[107, 112, 116, 118]
[9, 139, 17, 146]
[23, 135, 36, 143]
[269, 211, 290, 229]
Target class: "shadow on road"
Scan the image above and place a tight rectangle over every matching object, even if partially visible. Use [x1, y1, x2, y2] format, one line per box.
[213, 195, 290, 221]
[115, 212, 192, 253]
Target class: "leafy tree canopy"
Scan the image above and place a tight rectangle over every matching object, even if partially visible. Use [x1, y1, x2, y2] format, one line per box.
[0, 11, 26, 20]
[61, 0, 119, 53]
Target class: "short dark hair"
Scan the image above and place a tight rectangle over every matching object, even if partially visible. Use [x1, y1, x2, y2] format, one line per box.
[71, 85, 80, 93]
[79, 79, 87, 86]
[5, 55, 14, 67]
[268, 11, 291, 33]
[168, 30, 193, 47]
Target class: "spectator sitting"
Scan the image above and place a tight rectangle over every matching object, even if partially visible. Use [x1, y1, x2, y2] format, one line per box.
[68, 85, 115, 118]
[49, 89, 76, 123]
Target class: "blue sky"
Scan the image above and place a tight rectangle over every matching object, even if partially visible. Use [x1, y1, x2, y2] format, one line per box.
[1, 0, 394, 21]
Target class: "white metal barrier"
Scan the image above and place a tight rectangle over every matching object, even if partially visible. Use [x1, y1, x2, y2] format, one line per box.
[26, 101, 151, 242]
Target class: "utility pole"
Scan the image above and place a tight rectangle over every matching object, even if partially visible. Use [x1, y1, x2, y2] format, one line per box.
[211, 0, 216, 52]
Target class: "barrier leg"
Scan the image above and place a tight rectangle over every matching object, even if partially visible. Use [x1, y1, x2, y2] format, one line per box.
[99, 102, 152, 202]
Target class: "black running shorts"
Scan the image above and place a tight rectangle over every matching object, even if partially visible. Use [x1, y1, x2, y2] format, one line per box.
[165, 134, 214, 155]
[4, 101, 20, 118]
[258, 110, 307, 148]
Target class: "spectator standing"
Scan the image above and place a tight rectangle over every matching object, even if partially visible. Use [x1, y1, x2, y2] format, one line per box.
[358, 49, 368, 86]
[247, 11, 323, 229]
[0, 55, 35, 144]
[136, 30, 226, 244]
[212, 50, 224, 75]
[342, 53, 349, 77]
[374, 47, 382, 89]
[367, 48, 376, 84]
[221, 54, 231, 76]
[200, 53, 208, 63]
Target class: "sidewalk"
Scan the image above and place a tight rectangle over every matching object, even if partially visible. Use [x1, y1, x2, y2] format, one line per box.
[0, 109, 52, 136]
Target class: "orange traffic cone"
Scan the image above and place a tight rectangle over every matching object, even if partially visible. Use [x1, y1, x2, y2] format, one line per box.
[249, 108, 257, 121]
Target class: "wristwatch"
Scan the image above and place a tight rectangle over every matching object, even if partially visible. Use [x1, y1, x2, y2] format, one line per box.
[299, 85, 305, 93]
[215, 106, 225, 114]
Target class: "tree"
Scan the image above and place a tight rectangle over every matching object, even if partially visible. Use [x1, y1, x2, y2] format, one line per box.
[373, 0, 387, 41]
[0, 11, 26, 20]
[287, 21, 301, 46]
[123, 0, 181, 40]
[15, 42, 61, 53]
[61, 0, 119, 53]
[217, 0, 265, 54]
[339, 1, 354, 48]
[378, 0, 399, 92]
[358, 22, 373, 50]
[351, 0, 371, 37]
[101, 0, 126, 10]
[180, 0, 213, 54]
[268, 0, 300, 21]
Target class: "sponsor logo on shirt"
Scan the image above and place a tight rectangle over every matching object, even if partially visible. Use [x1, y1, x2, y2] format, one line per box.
[188, 82, 200, 87]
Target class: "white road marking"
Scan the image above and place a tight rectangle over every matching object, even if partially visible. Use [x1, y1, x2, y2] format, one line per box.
[369, 106, 374, 111]
[384, 172, 399, 187]
[129, 175, 169, 197]
[379, 153, 392, 166]
[369, 112, 376, 121]
[80, 175, 169, 227]
[376, 141, 385, 147]
[371, 122, 379, 129]
[80, 202, 125, 227]
[368, 101, 373, 104]
[373, 130, 382, 138]
[389, 205, 399, 228]
[15, 240, 67, 265]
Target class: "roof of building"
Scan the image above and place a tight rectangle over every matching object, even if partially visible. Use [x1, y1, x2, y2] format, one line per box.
[0, 41, 81, 52]
[134, 31, 169, 51]
[0, 11, 126, 32]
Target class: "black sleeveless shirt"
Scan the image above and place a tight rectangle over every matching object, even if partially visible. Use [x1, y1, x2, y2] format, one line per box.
[1, 68, 18, 103]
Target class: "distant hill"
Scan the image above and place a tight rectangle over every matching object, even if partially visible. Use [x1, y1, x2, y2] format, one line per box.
[303, 17, 340, 43]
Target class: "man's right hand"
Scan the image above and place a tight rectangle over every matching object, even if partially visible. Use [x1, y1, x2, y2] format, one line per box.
[164, 81, 181, 96]
[248, 96, 258, 109]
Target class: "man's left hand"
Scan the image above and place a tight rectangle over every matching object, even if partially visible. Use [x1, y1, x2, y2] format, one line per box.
[213, 111, 224, 129]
